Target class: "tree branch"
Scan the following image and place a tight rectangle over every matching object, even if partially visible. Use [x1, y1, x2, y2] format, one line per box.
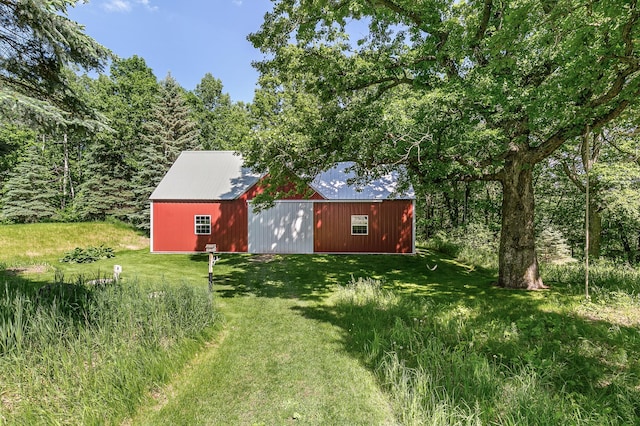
[475, 0, 493, 42]
[369, 0, 424, 27]
[561, 161, 586, 193]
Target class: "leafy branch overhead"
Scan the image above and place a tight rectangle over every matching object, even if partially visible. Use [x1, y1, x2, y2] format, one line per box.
[250, 0, 639, 179]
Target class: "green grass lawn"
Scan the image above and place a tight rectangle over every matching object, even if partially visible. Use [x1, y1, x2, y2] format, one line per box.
[0, 221, 149, 264]
[1, 222, 639, 424]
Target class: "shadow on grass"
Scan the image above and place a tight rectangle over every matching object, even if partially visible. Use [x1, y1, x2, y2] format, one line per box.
[209, 249, 498, 302]
[207, 250, 640, 423]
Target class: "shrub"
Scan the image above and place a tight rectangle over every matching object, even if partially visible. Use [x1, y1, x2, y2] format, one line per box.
[59, 245, 115, 263]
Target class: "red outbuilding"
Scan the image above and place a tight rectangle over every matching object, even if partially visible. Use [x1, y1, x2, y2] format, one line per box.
[149, 151, 415, 254]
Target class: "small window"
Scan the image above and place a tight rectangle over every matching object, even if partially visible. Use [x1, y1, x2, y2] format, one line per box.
[351, 215, 368, 235]
[195, 215, 211, 235]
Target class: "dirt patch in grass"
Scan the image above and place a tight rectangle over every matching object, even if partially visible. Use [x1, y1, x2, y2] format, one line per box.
[5, 265, 50, 275]
[0, 389, 22, 414]
[577, 305, 640, 327]
[249, 254, 276, 263]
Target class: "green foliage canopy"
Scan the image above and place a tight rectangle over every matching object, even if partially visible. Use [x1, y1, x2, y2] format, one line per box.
[248, 0, 640, 288]
[187, 73, 253, 150]
[249, 0, 639, 181]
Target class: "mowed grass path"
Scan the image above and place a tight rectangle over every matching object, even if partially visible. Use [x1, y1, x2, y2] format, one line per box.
[4, 223, 639, 424]
[127, 254, 434, 424]
[132, 295, 395, 425]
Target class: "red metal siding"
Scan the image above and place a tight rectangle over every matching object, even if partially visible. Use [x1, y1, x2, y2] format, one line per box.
[314, 201, 413, 253]
[152, 200, 249, 252]
[245, 178, 324, 201]
[151, 178, 321, 253]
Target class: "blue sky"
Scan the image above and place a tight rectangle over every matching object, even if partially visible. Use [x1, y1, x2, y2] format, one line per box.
[68, 0, 274, 103]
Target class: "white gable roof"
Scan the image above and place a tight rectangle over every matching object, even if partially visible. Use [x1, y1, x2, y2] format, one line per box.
[150, 153, 414, 201]
[311, 162, 415, 200]
[149, 151, 263, 200]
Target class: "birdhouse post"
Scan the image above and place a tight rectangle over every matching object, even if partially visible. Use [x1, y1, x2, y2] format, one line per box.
[205, 244, 219, 293]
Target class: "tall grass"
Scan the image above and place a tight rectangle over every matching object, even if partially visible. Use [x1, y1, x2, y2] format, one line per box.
[542, 260, 640, 298]
[0, 275, 218, 425]
[334, 276, 639, 425]
[426, 223, 499, 269]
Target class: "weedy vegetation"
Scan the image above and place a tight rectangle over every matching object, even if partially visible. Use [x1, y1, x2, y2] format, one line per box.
[59, 245, 115, 263]
[0, 224, 218, 425]
[329, 251, 640, 424]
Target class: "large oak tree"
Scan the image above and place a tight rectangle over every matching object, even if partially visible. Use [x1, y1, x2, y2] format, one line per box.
[248, 0, 640, 289]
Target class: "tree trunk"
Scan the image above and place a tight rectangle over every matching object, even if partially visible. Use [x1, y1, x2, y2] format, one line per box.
[618, 222, 633, 264]
[463, 182, 470, 225]
[443, 188, 459, 227]
[498, 156, 547, 289]
[424, 194, 433, 239]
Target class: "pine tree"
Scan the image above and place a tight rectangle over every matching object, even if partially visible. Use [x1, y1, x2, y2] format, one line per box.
[74, 134, 137, 222]
[0, 0, 110, 122]
[129, 73, 200, 230]
[537, 226, 572, 264]
[74, 57, 160, 223]
[1, 143, 58, 223]
[151, 73, 200, 162]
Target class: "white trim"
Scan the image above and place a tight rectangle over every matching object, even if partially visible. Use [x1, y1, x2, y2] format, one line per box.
[314, 199, 384, 203]
[194, 215, 212, 235]
[149, 201, 154, 253]
[312, 252, 415, 255]
[247, 199, 384, 204]
[151, 251, 240, 254]
[412, 199, 416, 254]
[150, 251, 414, 255]
[350, 214, 369, 236]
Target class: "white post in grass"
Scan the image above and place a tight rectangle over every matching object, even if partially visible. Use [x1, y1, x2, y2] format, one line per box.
[114, 265, 122, 282]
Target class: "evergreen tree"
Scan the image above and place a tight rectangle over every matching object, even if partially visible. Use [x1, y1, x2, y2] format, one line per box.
[1, 142, 57, 223]
[74, 133, 136, 222]
[0, 125, 33, 187]
[150, 73, 200, 162]
[74, 57, 160, 222]
[537, 226, 572, 264]
[129, 73, 199, 229]
[0, 0, 110, 123]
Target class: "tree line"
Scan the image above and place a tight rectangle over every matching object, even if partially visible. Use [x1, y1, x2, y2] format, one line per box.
[1, 0, 639, 289]
[0, 56, 252, 230]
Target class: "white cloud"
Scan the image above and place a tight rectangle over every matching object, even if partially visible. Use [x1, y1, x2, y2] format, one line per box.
[101, 0, 157, 13]
[137, 0, 158, 11]
[102, 0, 132, 12]
[232, 0, 243, 5]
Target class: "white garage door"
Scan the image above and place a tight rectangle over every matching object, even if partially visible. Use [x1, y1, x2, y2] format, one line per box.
[248, 202, 314, 254]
